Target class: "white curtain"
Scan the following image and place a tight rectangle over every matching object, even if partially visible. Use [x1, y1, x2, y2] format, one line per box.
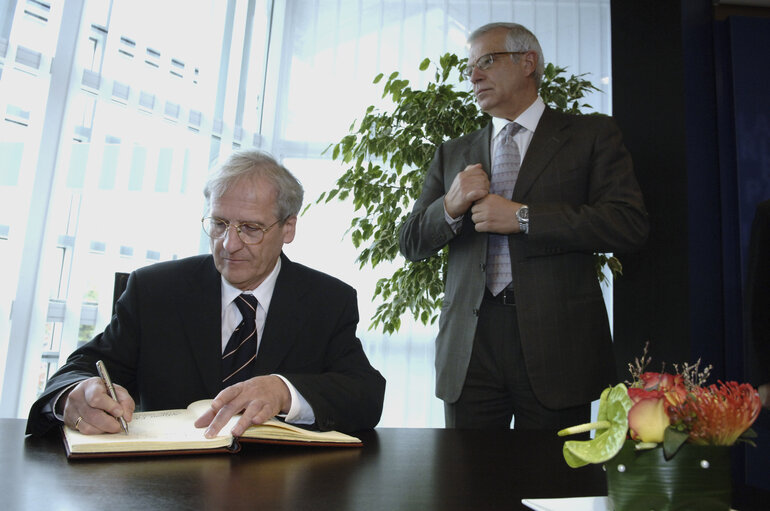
[0, 0, 611, 426]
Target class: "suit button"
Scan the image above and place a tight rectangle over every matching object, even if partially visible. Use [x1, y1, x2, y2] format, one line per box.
[480, 263, 486, 272]
[472, 308, 480, 316]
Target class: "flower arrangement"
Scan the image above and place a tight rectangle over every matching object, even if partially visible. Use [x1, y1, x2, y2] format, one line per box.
[557, 345, 762, 511]
[558, 345, 761, 467]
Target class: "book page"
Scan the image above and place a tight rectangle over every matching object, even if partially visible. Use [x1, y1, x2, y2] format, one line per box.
[241, 418, 361, 444]
[188, 399, 360, 444]
[63, 399, 359, 453]
[64, 405, 236, 454]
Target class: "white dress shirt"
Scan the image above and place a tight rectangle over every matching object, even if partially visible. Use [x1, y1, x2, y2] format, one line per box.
[445, 96, 546, 230]
[220, 257, 315, 425]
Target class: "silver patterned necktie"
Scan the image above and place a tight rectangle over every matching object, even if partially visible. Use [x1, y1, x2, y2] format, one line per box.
[486, 122, 523, 296]
[222, 293, 259, 386]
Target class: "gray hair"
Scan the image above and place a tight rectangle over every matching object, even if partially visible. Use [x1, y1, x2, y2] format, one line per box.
[203, 149, 304, 221]
[468, 22, 545, 88]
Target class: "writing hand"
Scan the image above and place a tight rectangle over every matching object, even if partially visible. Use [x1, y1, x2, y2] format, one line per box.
[444, 164, 490, 218]
[471, 196, 522, 234]
[194, 375, 292, 438]
[63, 377, 135, 434]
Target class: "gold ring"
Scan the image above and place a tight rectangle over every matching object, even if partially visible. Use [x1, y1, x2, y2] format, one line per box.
[74, 416, 83, 430]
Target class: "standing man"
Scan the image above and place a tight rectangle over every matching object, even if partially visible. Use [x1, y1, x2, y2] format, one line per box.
[399, 22, 648, 429]
[27, 150, 385, 437]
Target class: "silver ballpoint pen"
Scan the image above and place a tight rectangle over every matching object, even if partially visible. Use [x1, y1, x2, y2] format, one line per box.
[96, 360, 129, 434]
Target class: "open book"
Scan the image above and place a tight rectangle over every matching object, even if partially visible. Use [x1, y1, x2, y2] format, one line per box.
[61, 399, 362, 459]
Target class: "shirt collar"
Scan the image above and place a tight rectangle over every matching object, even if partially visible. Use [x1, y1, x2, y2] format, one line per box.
[491, 96, 546, 137]
[220, 256, 282, 313]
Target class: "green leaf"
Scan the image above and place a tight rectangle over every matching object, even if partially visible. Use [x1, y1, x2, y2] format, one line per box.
[740, 427, 758, 439]
[419, 57, 430, 71]
[663, 427, 690, 460]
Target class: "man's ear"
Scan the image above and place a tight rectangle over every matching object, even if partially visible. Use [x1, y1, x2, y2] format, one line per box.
[522, 50, 538, 78]
[282, 215, 297, 243]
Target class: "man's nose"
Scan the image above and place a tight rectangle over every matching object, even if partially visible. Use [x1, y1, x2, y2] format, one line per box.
[470, 65, 484, 83]
[222, 225, 244, 250]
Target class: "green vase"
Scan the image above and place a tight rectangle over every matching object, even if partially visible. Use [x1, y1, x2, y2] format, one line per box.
[604, 440, 732, 511]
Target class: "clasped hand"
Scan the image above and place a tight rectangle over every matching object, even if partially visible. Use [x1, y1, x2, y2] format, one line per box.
[445, 164, 522, 234]
[64, 374, 291, 438]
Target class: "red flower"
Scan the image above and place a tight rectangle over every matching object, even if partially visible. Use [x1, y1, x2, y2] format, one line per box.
[670, 381, 761, 446]
[626, 372, 692, 443]
[638, 372, 688, 404]
[639, 372, 683, 391]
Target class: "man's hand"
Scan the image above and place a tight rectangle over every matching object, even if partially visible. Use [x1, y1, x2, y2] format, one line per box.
[194, 375, 292, 438]
[759, 383, 770, 410]
[471, 196, 523, 234]
[444, 164, 490, 218]
[63, 377, 135, 434]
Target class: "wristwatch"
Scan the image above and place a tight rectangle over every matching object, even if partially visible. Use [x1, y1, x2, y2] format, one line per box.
[516, 205, 530, 234]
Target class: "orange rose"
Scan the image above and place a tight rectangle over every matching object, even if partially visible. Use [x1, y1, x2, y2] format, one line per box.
[627, 388, 671, 443]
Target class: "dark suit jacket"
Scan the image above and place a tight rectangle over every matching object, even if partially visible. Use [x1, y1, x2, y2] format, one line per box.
[26, 253, 385, 436]
[746, 199, 770, 387]
[399, 107, 649, 409]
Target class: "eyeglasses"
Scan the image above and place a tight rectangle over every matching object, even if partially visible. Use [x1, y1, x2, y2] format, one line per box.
[201, 216, 284, 245]
[461, 51, 528, 79]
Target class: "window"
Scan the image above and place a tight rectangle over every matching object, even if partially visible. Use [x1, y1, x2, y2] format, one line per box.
[0, 0, 612, 427]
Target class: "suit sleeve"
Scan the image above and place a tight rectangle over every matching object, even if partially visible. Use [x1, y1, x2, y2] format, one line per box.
[281, 286, 386, 433]
[526, 116, 649, 255]
[25, 273, 142, 436]
[746, 200, 770, 386]
[399, 144, 459, 262]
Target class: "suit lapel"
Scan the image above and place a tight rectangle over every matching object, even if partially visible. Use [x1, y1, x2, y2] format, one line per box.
[513, 108, 570, 201]
[463, 123, 494, 177]
[178, 256, 222, 397]
[254, 253, 305, 374]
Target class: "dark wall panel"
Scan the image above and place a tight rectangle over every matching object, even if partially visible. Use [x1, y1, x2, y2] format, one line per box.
[611, 0, 692, 375]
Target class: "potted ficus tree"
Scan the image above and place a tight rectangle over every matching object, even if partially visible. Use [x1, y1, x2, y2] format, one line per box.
[317, 53, 618, 334]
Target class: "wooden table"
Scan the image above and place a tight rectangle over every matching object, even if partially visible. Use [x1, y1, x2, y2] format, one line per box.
[1, 419, 767, 510]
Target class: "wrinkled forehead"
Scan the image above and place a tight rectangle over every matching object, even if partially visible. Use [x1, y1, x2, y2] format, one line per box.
[468, 28, 508, 60]
[208, 174, 279, 214]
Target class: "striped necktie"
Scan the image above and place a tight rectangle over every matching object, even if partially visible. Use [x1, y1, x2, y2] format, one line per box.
[222, 293, 259, 386]
[486, 122, 523, 296]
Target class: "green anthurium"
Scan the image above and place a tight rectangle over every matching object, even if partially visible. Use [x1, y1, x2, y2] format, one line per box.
[557, 383, 633, 468]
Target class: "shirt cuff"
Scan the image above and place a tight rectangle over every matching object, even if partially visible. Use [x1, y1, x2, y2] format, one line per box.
[52, 381, 82, 422]
[444, 203, 463, 234]
[273, 374, 315, 425]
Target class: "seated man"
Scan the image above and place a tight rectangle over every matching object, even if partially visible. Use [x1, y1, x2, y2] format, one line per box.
[26, 149, 386, 438]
